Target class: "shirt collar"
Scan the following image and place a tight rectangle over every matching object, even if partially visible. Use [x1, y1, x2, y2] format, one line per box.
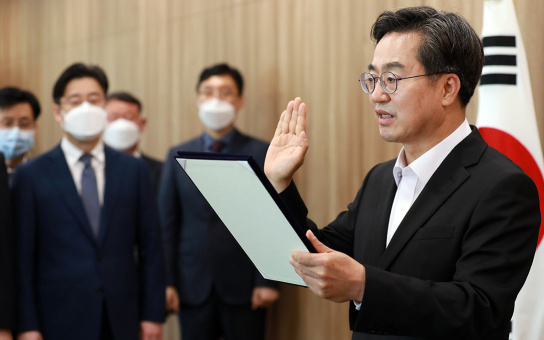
[61, 136, 105, 166]
[392, 119, 472, 186]
[7, 156, 29, 174]
[202, 128, 237, 151]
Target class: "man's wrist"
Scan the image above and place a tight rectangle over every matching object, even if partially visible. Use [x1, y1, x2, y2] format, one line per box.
[355, 264, 366, 303]
[270, 178, 291, 193]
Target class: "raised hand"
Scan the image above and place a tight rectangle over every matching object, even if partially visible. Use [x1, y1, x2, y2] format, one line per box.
[264, 97, 309, 193]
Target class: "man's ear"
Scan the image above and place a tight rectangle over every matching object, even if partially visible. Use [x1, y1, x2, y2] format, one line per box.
[53, 104, 63, 123]
[234, 95, 245, 113]
[442, 73, 461, 107]
[139, 116, 148, 133]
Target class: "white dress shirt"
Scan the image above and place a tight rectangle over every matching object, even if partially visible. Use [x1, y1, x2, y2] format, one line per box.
[386, 119, 472, 246]
[60, 137, 106, 205]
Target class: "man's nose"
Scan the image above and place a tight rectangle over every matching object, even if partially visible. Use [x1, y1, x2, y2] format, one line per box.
[370, 80, 390, 103]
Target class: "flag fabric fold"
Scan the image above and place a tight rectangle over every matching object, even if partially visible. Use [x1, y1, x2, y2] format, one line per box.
[476, 0, 544, 339]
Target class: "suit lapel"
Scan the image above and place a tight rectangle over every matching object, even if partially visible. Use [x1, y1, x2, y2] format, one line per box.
[378, 127, 487, 269]
[196, 134, 205, 152]
[45, 145, 97, 244]
[228, 129, 246, 150]
[359, 167, 397, 266]
[98, 147, 121, 245]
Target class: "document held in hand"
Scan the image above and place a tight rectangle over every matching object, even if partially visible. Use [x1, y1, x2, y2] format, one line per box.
[175, 152, 315, 287]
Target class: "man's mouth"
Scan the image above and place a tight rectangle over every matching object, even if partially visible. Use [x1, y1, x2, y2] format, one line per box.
[375, 108, 394, 119]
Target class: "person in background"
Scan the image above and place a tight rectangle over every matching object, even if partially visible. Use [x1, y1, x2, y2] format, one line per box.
[0, 152, 15, 340]
[159, 63, 279, 340]
[104, 91, 163, 196]
[0, 87, 41, 185]
[264, 6, 540, 340]
[13, 62, 165, 340]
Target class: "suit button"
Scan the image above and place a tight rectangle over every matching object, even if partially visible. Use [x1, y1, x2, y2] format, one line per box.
[97, 254, 104, 261]
[96, 286, 104, 293]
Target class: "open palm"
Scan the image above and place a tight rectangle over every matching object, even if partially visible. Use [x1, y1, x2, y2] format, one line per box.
[264, 97, 309, 193]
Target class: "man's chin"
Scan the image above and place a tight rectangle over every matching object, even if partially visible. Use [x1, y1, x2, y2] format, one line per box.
[378, 128, 397, 143]
[66, 132, 102, 144]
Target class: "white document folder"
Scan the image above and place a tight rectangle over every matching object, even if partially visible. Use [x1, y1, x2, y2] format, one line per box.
[175, 151, 315, 287]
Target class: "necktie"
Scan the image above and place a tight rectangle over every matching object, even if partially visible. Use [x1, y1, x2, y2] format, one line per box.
[80, 154, 100, 237]
[210, 140, 226, 153]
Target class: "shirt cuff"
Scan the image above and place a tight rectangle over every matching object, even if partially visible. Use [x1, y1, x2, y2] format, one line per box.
[353, 300, 362, 311]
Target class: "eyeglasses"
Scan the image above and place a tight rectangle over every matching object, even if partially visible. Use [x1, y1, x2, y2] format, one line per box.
[359, 71, 446, 94]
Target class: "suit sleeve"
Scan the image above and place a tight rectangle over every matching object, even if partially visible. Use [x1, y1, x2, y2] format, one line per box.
[252, 142, 279, 289]
[12, 166, 40, 332]
[157, 148, 181, 287]
[279, 176, 367, 256]
[136, 160, 166, 322]
[0, 154, 15, 330]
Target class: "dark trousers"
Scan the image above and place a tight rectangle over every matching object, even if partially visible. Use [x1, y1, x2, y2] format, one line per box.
[179, 290, 266, 340]
[100, 302, 114, 340]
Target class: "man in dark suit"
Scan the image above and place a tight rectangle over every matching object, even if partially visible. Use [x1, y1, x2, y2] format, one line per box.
[0, 152, 15, 340]
[0, 87, 41, 185]
[264, 6, 540, 340]
[13, 63, 165, 340]
[104, 91, 163, 196]
[159, 63, 279, 340]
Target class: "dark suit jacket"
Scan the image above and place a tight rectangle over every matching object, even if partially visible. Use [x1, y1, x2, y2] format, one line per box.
[281, 128, 540, 340]
[0, 153, 15, 331]
[13, 144, 165, 340]
[159, 129, 276, 306]
[141, 153, 163, 198]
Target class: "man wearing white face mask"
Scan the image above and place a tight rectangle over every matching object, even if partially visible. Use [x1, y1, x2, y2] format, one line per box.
[12, 63, 165, 340]
[104, 92, 163, 197]
[159, 63, 279, 340]
[0, 87, 41, 185]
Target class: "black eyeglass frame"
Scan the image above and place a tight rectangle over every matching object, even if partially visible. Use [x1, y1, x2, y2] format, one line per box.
[359, 71, 448, 94]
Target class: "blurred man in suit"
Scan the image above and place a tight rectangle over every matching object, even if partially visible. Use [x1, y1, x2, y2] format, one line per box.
[159, 63, 279, 340]
[14, 63, 165, 340]
[0, 152, 15, 340]
[264, 6, 540, 340]
[104, 91, 163, 196]
[0, 87, 41, 185]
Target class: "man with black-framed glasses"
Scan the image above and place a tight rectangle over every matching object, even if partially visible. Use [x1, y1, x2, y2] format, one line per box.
[264, 5, 540, 340]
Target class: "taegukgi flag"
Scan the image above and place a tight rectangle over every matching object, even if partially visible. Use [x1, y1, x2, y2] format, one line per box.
[476, 0, 544, 339]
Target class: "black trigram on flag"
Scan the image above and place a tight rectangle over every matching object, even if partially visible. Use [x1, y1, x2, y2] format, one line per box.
[480, 35, 517, 85]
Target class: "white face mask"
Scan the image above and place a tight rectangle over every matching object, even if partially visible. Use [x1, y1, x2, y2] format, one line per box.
[198, 98, 236, 131]
[102, 118, 140, 151]
[61, 102, 108, 142]
[0, 127, 35, 159]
